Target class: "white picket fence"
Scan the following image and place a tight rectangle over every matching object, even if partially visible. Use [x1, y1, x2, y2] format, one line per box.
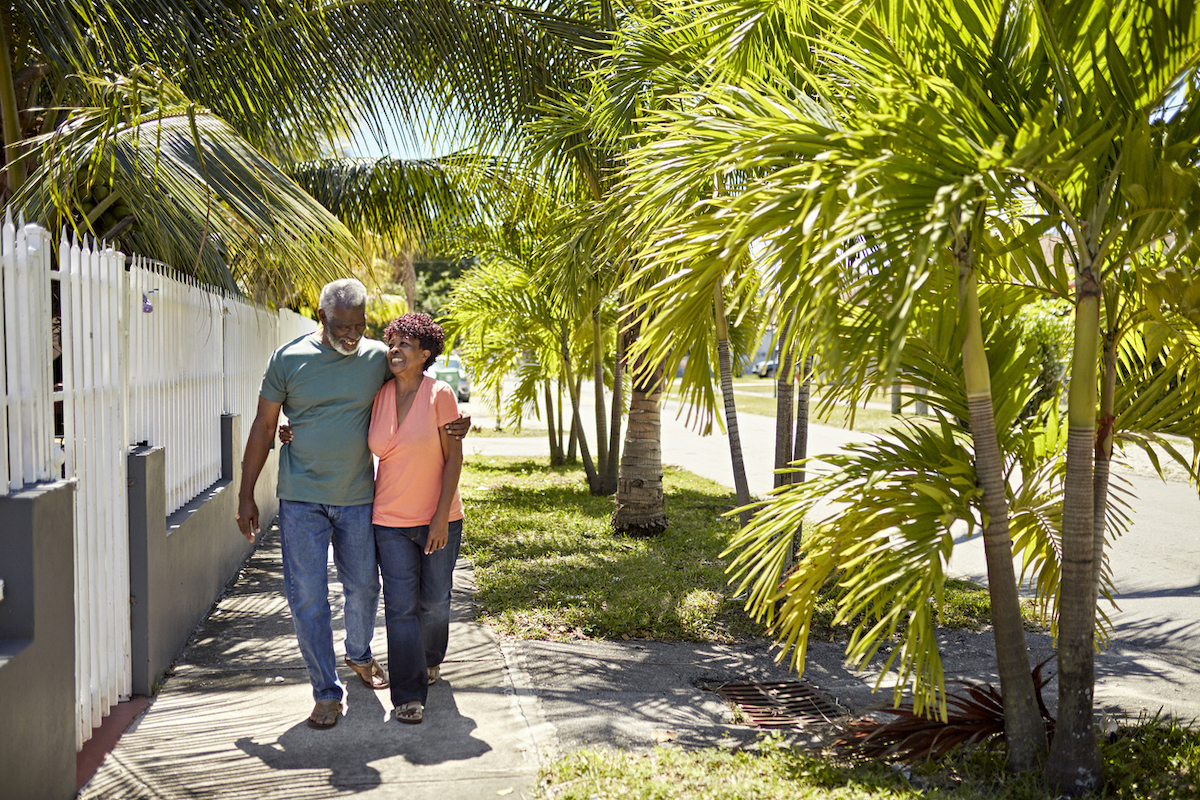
[1, 217, 55, 491]
[57, 227, 132, 744]
[1, 216, 316, 748]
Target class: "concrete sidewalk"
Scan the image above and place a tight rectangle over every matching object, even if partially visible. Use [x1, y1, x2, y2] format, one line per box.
[79, 521, 844, 800]
[80, 523, 543, 800]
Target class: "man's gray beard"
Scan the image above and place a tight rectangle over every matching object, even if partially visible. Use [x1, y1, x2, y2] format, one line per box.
[331, 339, 360, 356]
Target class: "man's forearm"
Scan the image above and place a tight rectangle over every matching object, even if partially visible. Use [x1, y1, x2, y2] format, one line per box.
[239, 418, 276, 500]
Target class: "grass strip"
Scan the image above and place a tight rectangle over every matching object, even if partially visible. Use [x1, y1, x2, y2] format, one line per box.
[459, 457, 1001, 642]
[538, 717, 1200, 799]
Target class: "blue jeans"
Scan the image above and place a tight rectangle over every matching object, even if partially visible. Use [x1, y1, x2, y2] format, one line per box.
[279, 500, 379, 703]
[374, 520, 462, 707]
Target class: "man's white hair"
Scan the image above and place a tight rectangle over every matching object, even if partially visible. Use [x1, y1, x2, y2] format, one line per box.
[319, 278, 367, 315]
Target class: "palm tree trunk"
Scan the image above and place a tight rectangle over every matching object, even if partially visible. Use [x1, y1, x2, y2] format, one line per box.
[393, 252, 417, 313]
[0, 11, 27, 197]
[1046, 263, 1104, 794]
[562, 325, 599, 491]
[545, 381, 563, 465]
[956, 241, 1047, 772]
[792, 352, 813, 558]
[716, 285, 752, 526]
[602, 317, 625, 494]
[592, 307, 610, 482]
[774, 311, 796, 489]
[1091, 333, 1117, 601]
[613, 315, 667, 536]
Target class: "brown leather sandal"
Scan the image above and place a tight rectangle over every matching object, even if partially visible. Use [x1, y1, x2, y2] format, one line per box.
[344, 657, 389, 689]
[395, 700, 423, 724]
[307, 699, 341, 730]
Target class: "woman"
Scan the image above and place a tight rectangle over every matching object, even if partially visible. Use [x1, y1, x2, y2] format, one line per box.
[369, 313, 464, 724]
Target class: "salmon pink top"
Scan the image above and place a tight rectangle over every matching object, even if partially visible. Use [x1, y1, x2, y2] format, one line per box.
[369, 376, 464, 526]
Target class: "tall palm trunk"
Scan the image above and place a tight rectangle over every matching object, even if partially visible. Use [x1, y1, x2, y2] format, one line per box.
[1091, 330, 1118, 601]
[774, 311, 796, 488]
[955, 237, 1047, 772]
[715, 285, 752, 526]
[791, 353, 813, 558]
[613, 315, 667, 536]
[393, 252, 417, 313]
[562, 324, 599, 490]
[602, 318, 625, 494]
[592, 307, 610, 483]
[545, 381, 563, 465]
[0, 12, 27, 197]
[1046, 261, 1104, 793]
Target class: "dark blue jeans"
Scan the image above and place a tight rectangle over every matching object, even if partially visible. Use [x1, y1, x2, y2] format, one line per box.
[374, 520, 462, 707]
[278, 500, 379, 703]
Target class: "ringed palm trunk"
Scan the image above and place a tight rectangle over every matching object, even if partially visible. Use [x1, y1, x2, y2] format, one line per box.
[774, 311, 796, 488]
[592, 307, 610, 484]
[791, 353, 813, 557]
[956, 241, 1047, 772]
[562, 324, 599, 491]
[603, 317, 625, 494]
[1046, 263, 1104, 794]
[545, 381, 563, 465]
[715, 285, 752, 527]
[1091, 330, 1118, 601]
[613, 315, 668, 536]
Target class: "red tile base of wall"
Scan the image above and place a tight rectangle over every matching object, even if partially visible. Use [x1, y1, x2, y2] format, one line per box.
[76, 696, 150, 791]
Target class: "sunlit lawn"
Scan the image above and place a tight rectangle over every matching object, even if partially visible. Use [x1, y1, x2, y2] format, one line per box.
[459, 457, 999, 642]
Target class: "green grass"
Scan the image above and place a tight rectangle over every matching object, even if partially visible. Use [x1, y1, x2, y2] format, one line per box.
[460, 456, 756, 642]
[466, 424, 547, 438]
[460, 458, 1010, 642]
[537, 718, 1200, 799]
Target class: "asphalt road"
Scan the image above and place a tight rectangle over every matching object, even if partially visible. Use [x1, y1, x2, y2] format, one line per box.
[462, 388, 1200, 723]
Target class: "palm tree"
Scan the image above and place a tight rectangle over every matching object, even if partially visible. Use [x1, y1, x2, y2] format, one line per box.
[609, 0, 1200, 781]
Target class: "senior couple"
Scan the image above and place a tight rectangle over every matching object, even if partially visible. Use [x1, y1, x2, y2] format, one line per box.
[236, 278, 467, 728]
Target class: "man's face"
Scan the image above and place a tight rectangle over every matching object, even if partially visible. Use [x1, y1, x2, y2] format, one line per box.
[320, 304, 367, 355]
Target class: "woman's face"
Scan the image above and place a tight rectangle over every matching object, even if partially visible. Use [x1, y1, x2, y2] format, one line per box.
[386, 334, 431, 378]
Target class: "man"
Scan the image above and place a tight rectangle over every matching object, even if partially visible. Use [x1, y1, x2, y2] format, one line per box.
[235, 278, 469, 730]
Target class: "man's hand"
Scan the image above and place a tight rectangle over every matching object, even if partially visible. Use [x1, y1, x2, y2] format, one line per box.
[236, 497, 260, 542]
[444, 414, 472, 440]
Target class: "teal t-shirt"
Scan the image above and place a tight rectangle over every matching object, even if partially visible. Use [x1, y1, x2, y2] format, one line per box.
[259, 333, 391, 506]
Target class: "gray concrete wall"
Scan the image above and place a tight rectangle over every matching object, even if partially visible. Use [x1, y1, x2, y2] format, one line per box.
[128, 414, 260, 695]
[0, 480, 78, 800]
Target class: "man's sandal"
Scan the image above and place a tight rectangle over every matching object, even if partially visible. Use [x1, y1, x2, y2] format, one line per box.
[427, 665, 440, 685]
[345, 656, 389, 689]
[307, 699, 341, 730]
[395, 701, 423, 725]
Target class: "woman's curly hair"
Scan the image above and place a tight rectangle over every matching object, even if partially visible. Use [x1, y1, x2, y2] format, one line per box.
[383, 312, 444, 370]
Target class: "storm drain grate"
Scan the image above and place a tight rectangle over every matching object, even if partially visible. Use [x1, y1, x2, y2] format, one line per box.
[713, 680, 845, 728]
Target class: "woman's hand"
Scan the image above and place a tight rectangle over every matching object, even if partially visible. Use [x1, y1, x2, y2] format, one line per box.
[278, 423, 293, 444]
[426, 517, 449, 554]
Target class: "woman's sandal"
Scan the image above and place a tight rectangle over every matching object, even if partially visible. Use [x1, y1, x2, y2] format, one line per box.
[344, 656, 390, 689]
[426, 665, 440, 685]
[306, 699, 342, 730]
[395, 701, 423, 725]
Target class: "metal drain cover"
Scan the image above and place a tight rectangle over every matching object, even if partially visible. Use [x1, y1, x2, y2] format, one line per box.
[713, 680, 844, 728]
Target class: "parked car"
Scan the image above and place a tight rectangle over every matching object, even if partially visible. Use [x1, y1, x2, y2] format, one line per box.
[426, 353, 471, 402]
[753, 355, 778, 378]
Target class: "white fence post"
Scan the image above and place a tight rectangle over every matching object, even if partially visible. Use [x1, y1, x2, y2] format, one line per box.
[1, 211, 56, 494]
